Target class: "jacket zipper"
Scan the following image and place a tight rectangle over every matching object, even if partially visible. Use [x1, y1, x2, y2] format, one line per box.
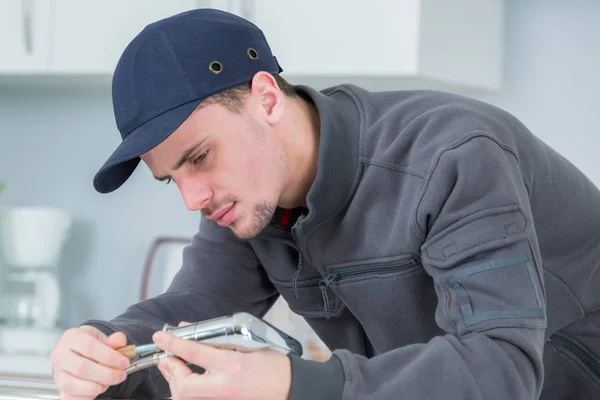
[262, 215, 307, 300]
[290, 215, 306, 299]
[318, 257, 419, 319]
[548, 334, 600, 378]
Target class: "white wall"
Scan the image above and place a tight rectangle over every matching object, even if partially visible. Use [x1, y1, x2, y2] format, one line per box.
[0, 0, 599, 327]
[462, 0, 600, 186]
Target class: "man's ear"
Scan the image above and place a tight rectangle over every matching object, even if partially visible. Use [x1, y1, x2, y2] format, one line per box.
[250, 71, 284, 125]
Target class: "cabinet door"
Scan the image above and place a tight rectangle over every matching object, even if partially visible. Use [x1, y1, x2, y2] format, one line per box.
[50, 0, 199, 74]
[0, 0, 53, 73]
[218, 0, 503, 90]
[249, 0, 421, 77]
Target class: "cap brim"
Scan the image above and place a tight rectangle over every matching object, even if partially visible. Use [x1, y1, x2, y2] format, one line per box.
[93, 99, 202, 194]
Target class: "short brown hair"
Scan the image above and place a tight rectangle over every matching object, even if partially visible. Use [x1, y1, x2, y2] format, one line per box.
[200, 74, 298, 112]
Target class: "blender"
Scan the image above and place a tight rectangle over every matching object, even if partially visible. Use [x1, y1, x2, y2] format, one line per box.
[0, 207, 72, 355]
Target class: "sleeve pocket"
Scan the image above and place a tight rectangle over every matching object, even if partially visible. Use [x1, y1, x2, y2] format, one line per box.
[447, 254, 545, 328]
[425, 206, 527, 267]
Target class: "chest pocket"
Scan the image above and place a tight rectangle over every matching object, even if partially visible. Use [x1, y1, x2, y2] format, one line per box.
[269, 266, 345, 319]
[253, 238, 344, 319]
[322, 254, 442, 352]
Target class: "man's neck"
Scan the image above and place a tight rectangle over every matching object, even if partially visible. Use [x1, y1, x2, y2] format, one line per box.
[277, 95, 321, 209]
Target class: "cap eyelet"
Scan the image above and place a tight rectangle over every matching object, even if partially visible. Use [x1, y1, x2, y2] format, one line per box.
[209, 61, 223, 74]
[247, 48, 259, 60]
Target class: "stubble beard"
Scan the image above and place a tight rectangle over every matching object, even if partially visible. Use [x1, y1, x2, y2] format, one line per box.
[231, 201, 277, 240]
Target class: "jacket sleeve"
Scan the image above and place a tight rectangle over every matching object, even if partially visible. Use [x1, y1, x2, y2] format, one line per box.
[289, 134, 547, 400]
[80, 219, 278, 398]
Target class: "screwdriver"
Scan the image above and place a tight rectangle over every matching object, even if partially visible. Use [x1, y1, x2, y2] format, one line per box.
[117, 343, 161, 360]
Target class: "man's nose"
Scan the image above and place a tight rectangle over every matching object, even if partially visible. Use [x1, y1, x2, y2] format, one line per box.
[177, 178, 211, 211]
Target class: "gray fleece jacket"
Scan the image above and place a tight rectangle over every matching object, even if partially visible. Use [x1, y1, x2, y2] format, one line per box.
[84, 84, 600, 399]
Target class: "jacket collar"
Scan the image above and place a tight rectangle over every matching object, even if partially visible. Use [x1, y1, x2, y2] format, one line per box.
[293, 85, 362, 233]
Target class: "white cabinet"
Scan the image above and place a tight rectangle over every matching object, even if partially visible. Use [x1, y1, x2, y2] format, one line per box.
[0, 0, 200, 76]
[207, 0, 504, 90]
[0, 0, 504, 91]
[0, 0, 53, 73]
[249, 0, 505, 90]
[50, 0, 199, 74]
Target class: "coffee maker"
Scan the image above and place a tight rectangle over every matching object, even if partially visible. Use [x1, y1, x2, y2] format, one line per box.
[0, 207, 72, 355]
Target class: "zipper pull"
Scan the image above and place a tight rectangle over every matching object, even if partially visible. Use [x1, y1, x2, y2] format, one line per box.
[319, 272, 339, 319]
[320, 271, 339, 287]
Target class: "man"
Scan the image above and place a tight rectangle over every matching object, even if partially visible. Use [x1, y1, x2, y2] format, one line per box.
[50, 8, 600, 400]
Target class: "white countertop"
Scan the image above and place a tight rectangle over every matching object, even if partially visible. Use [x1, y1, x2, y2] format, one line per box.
[0, 354, 57, 400]
[0, 376, 58, 400]
[0, 354, 53, 380]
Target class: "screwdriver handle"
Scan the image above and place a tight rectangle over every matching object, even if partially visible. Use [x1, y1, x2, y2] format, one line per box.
[117, 344, 137, 358]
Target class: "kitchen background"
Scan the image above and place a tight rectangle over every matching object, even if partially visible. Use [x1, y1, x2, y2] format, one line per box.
[0, 0, 599, 386]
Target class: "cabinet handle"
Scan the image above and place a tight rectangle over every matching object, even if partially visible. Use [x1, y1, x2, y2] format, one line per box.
[22, 0, 34, 54]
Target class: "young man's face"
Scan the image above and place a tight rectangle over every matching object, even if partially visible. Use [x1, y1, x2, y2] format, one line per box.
[141, 91, 287, 240]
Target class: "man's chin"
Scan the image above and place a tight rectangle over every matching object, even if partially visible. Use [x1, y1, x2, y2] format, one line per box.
[229, 220, 269, 240]
[230, 227, 260, 240]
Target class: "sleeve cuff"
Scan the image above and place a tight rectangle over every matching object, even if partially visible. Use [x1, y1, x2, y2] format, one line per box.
[78, 320, 129, 399]
[79, 320, 116, 338]
[287, 353, 345, 400]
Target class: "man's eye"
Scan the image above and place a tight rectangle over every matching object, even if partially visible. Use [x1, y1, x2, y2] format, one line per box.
[193, 150, 209, 165]
[165, 178, 172, 185]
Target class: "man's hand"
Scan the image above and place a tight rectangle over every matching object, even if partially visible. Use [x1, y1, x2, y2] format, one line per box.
[153, 325, 292, 400]
[50, 325, 130, 400]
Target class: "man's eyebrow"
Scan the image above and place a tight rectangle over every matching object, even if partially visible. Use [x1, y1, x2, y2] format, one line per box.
[153, 138, 207, 182]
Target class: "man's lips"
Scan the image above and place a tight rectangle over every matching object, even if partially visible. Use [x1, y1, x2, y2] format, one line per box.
[206, 204, 234, 221]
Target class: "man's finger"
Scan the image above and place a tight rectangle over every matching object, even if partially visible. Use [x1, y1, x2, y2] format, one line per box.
[158, 359, 223, 400]
[104, 332, 128, 349]
[68, 333, 129, 371]
[53, 368, 109, 398]
[153, 331, 224, 368]
[158, 356, 193, 381]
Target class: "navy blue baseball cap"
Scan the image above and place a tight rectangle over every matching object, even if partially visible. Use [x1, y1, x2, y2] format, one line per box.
[93, 8, 283, 193]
